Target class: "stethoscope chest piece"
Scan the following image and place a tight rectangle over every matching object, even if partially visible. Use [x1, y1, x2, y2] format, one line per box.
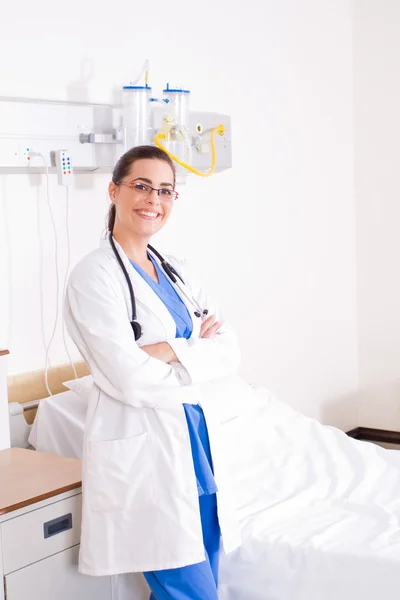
[130, 320, 142, 340]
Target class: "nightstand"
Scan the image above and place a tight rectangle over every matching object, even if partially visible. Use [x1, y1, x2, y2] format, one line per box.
[0, 448, 111, 600]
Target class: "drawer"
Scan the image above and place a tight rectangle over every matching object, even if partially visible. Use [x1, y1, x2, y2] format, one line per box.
[2, 493, 82, 574]
[5, 545, 112, 600]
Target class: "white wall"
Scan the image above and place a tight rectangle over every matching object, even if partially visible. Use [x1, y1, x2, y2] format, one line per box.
[0, 0, 358, 437]
[0, 354, 10, 450]
[353, 0, 400, 429]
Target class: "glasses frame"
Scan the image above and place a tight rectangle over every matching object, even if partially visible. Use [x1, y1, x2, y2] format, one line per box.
[116, 181, 179, 202]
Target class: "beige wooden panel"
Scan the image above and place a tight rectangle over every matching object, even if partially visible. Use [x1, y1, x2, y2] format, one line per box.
[7, 361, 90, 404]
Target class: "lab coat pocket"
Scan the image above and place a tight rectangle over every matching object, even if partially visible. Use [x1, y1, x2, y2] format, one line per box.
[86, 432, 153, 512]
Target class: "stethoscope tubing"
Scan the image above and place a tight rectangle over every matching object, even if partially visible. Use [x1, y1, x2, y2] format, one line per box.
[109, 234, 208, 338]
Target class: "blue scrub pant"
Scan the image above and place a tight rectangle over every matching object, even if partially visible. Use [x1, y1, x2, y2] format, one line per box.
[144, 492, 220, 600]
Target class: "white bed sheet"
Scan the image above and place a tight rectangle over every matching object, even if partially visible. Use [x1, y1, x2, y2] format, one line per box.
[30, 388, 400, 599]
[29, 389, 86, 458]
[218, 393, 400, 598]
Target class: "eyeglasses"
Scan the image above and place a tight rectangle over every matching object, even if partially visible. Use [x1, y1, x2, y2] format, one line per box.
[117, 181, 179, 202]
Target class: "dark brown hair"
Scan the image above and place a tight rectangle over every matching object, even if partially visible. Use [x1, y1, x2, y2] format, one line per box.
[107, 145, 176, 232]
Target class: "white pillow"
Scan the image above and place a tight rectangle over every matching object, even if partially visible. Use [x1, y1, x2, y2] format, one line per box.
[63, 375, 93, 401]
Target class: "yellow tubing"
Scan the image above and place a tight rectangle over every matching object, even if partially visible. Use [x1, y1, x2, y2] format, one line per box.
[154, 124, 225, 177]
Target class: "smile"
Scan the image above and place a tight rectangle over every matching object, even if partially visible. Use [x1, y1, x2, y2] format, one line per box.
[135, 210, 160, 220]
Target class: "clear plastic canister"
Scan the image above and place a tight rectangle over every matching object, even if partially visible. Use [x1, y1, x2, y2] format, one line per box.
[161, 85, 191, 183]
[122, 85, 152, 151]
[162, 84, 190, 128]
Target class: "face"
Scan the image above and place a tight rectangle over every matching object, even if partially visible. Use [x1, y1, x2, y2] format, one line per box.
[109, 158, 176, 240]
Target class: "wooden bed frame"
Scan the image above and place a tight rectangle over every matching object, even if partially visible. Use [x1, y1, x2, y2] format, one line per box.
[347, 426, 400, 447]
[8, 361, 89, 424]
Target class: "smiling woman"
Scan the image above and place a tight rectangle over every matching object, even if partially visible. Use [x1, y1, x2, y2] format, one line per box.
[64, 144, 237, 600]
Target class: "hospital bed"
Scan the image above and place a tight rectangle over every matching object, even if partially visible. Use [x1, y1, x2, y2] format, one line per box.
[8, 363, 400, 600]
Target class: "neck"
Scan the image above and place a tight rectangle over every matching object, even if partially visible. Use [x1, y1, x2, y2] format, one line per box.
[112, 227, 150, 265]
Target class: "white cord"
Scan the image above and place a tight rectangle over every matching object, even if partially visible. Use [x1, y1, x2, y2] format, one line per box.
[62, 186, 78, 379]
[1, 177, 13, 349]
[33, 153, 60, 396]
[36, 184, 48, 362]
[128, 58, 149, 86]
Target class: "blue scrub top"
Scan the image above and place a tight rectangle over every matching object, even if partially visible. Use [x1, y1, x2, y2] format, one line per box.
[130, 254, 218, 496]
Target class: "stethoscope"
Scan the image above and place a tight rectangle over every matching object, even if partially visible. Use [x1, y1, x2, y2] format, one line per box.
[109, 233, 208, 341]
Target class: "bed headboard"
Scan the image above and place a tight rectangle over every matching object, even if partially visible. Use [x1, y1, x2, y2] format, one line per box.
[8, 361, 90, 424]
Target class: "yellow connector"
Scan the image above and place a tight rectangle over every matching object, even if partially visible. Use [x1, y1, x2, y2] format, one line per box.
[154, 124, 224, 177]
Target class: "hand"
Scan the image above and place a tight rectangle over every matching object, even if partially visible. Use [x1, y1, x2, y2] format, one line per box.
[200, 314, 222, 338]
[140, 342, 179, 364]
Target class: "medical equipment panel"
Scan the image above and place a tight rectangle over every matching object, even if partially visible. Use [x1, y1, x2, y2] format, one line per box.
[54, 149, 74, 186]
[0, 64, 232, 184]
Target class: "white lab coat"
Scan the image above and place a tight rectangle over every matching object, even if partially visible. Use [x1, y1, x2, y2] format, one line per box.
[65, 237, 252, 576]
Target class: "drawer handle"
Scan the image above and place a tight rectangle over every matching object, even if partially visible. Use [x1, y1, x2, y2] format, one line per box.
[43, 513, 73, 539]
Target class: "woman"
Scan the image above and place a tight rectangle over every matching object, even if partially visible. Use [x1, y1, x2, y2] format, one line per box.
[65, 145, 252, 599]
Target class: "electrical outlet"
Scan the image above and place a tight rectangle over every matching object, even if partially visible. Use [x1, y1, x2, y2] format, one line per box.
[21, 145, 35, 166]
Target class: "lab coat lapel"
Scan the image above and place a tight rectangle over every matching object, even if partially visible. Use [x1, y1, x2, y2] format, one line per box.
[100, 237, 177, 339]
